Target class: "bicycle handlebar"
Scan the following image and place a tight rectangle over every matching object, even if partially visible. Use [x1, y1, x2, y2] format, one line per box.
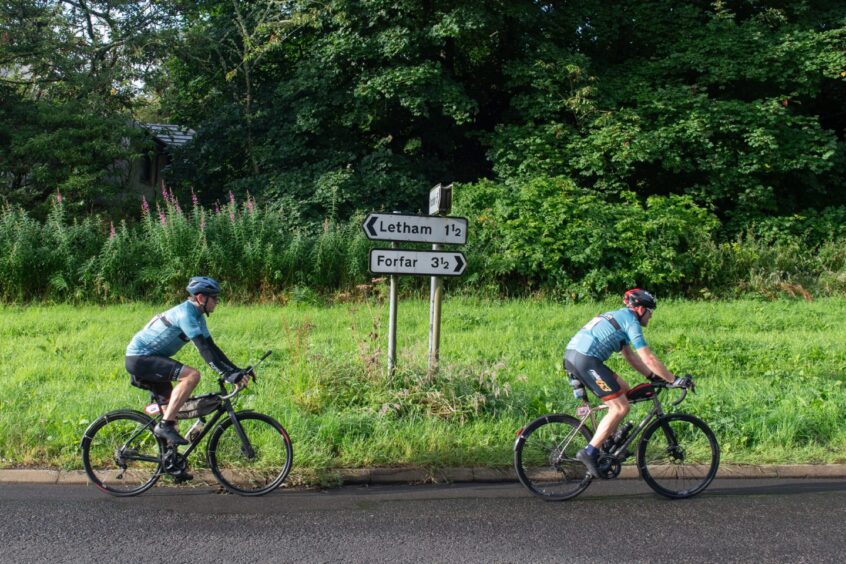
[219, 350, 273, 400]
[651, 379, 691, 406]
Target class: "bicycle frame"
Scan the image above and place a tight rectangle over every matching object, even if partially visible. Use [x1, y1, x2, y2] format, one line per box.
[570, 385, 688, 460]
[118, 351, 274, 472]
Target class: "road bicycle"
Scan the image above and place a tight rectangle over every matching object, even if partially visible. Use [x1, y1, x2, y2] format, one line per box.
[81, 351, 293, 497]
[514, 376, 719, 500]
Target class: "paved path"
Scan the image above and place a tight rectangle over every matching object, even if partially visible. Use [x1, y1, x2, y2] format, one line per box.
[2, 479, 845, 562]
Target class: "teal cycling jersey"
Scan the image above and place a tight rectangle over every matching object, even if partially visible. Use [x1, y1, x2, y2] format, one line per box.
[565, 307, 647, 362]
[126, 301, 211, 357]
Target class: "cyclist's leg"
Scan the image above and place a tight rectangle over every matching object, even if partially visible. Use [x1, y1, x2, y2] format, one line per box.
[126, 356, 197, 444]
[161, 366, 200, 422]
[590, 395, 630, 449]
[564, 351, 630, 448]
[126, 356, 176, 405]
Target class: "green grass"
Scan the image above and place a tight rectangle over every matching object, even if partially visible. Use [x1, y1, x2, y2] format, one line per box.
[2, 298, 846, 480]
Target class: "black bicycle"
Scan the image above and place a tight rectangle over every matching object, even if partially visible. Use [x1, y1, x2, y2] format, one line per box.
[81, 351, 293, 497]
[514, 377, 719, 500]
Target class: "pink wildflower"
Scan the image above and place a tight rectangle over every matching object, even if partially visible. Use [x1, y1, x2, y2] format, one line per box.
[55, 189, 63, 203]
[109, 221, 117, 240]
[141, 196, 150, 216]
[214, 202, 221, 214]
[156, 202, 167, 226]
[229, 191, 236, 206]
[246, 191, 255, 214]
[191, 189, 199, 208]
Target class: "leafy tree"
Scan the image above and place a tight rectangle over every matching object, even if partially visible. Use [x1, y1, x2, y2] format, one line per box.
[162, 0, 576, 221]
[487, 1, 846, 227]
[0, 1, 177, 212]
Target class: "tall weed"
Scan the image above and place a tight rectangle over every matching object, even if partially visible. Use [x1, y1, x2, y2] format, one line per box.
[1, 182, 846, 301]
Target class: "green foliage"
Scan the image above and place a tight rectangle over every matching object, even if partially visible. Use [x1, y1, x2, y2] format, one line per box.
[0, 1, 177, 213]
[2, 186, 846, 302]
[0, 192, 375, 302]
[3, 1, 845, 233]
[485, 1, 846, 224]
[455, 176, 721, 297]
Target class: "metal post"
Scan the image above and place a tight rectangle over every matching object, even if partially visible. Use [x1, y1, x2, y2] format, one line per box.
[387, 242, 398, 377]
[428, 243, 443, 375]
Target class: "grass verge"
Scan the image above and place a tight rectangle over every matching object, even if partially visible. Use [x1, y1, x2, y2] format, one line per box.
[1, 298, 845, 481]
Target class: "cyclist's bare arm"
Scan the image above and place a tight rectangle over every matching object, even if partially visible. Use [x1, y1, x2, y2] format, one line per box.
[623, 345, 675, 383]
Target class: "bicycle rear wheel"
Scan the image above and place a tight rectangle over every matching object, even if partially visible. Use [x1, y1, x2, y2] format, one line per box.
[81, 410, 163, 496]
[514, 414, 593, 501]
[207, 411, 293, 496]
[637, 413, 720, 499]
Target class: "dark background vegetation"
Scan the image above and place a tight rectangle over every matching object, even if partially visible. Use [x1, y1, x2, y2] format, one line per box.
[1, 1, 844, 300]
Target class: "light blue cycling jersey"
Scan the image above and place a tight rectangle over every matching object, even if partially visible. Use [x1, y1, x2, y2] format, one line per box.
[565, 307, 647, 362]
[126, 301, 211, 357]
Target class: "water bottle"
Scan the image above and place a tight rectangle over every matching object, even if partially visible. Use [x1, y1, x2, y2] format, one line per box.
[611, 422, 634, 446]
[568, 376, 586, 400]
[186, 418, 206, 442]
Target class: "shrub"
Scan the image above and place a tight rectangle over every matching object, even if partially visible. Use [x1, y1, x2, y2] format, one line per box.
[1, 182, 845, 302]
[454, 176, 721, 298]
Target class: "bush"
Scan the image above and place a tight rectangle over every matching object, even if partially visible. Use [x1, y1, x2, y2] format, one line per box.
[454, 176, 721, 298]
[1, 182, 845, 302]
[0, 190, 376, 302]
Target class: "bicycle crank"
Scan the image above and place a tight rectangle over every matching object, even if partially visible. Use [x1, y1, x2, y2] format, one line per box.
[597, 454, 622, 479]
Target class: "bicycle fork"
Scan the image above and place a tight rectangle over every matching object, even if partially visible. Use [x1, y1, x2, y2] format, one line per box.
[226, 405, 256, 460]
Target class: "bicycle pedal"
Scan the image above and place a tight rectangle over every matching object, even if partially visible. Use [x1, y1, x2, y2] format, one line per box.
[169, 471, 194, 483]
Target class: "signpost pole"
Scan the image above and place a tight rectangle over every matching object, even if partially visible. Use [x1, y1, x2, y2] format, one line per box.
[427, 183, 452, 377]
[388, 241, 398, 377]
[428, 243, 443, 376]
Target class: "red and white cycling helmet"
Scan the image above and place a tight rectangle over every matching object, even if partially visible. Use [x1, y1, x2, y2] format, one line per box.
[624, 288, 657, 310]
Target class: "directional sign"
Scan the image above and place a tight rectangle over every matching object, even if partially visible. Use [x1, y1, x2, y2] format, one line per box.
[363, 213, 467, 245]
[369, 249, 467, 277]
[429, 183, 452, 215]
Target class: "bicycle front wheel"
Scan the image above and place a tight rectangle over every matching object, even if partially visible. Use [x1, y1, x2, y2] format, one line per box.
[514, 414, 593, 501]
[81, 410, 163, 496]
[207, 411, 293, 496]
[637, 413, 720, 499]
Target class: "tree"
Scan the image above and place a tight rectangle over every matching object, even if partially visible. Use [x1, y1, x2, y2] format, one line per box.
[162, 0, 576, 221]
[487, 1, 846, 227]
[0, 1, 177, 212]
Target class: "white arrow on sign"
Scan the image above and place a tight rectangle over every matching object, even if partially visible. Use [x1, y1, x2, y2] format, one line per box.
[362, 213, 467, 245]
[369, 249, 467, 277]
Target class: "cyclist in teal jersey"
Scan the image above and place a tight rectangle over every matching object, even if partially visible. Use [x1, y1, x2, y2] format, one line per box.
[125, 276, 249, 446]
[564, 288, 689, 478]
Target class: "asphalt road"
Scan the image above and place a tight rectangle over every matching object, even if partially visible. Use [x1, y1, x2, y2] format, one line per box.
[1, 479, 845, 563]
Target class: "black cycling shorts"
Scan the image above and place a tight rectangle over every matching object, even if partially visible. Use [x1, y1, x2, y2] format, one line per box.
[125, 356, 185, 403]
[564, 350, 625, 401]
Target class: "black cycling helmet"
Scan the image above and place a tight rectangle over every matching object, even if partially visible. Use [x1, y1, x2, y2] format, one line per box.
[624, 288, 657, 310]
[187, 276, 221, 297]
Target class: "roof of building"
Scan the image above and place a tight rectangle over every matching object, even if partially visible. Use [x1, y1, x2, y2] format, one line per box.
[142, 123, 195, 148]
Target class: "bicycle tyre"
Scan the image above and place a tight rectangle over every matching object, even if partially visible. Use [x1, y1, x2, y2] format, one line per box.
[81, 409, 163, 497]
[637, 413, 720, 499]
[514, 414, 593, 501]
[207, 411, 293, 496]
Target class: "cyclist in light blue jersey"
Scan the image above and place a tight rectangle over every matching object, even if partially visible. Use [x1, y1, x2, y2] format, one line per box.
[125, 276, 249, 446]
[564, 288, 688, 478]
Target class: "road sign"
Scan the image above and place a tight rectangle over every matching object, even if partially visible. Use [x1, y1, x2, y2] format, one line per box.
[369, 249, 467, 277]
[363, 213, 467, 245]
[429, 183, 453, 215]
